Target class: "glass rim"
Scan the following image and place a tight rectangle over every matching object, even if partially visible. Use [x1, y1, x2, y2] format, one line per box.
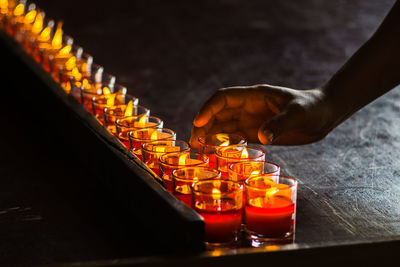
[159, 152, 209, 167]
[128, 127, 176, 142]
[172, 166, 221, 182]
[228, 160, 280, 174]
[116, 115, 162, 127]
[198, 133, 246, 148]
[142, 139, 190, 153]
[81, 82, 126, 94]
[191, 179, 243, 196]
[244, 175, 297, 191]
[215, 144, 265, 160]
[103, 104, 149, 115]
[92, 93, 138, 107]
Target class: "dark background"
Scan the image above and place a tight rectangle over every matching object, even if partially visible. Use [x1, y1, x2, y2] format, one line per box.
[1, 0, 399, 266]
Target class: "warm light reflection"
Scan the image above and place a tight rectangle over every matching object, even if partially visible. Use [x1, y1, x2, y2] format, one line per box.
[65, 56, 76, 71]
[24, 10, 36, 24]
[13, 3, 24, 16]
[178, 153, 188, 165]
[216, 133, 230, 146]
[51, 21, 63, 49]
[102, 87, 111, 95]
[0, 0, 8, 14]
[38, 26, 51, 42]
[82, 78, 91, 89]
[241, 147, 249, 158]
[32, 12, 43, 34]
[124, 100, 134, 117]
[250, 170, 260, 177]
[71, 67, 82, 81]
[58, 45, 71, 56]
[106, 94, 116, 106]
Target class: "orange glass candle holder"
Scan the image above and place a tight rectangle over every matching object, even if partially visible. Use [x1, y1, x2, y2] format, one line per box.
[116, 116, 163, 148]
[142, 140, 190, 176]
[198, 133, 246, 168]
[128, 128, 176, 160]
[229, 161, 280, 184]
[191, 180, 243, 246]
[172, 167, 220, 206]
[91, 93, 138, 122]
[104, 105, 149, 135]
[75, 72, 117, 103]
[244, 175, 297, 247]
[216, 145, 265, 178]
[159, 152, 209, 192]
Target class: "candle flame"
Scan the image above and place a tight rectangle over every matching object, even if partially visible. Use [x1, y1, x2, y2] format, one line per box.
[82, 78, 91, 89]
[249, 170, 260, 177]
[32, 12, 43, 34]
[52, 21, 63, 49]
[106, 94, 116, 106]
[212, 188, 221, 200]
[138, 115, 147, 128]
[58, 45, 71, 56]
[220, 141, 230, 146]
[216, 133, 230, 146]
[38, 26, 51, 42]
[241, 148, 249, 158]
[63, 81, 71, 92]
[13, 3, 24, 16]
[24, 10, 36, 24]
[0, 0, 8, 14]
[103, 87, 111, 96]
[65, 56, 76, 71]
[178, 153, 188, 165]
[71, 67, 82, 81]
[150, 130, 158, 140]
[124, 100, 134, 117]
[155, 146, 166, 153]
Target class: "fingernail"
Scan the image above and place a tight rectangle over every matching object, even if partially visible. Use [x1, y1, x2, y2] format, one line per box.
[265, 130, 274, 144]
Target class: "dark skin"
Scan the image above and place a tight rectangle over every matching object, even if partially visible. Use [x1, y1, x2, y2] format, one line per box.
[190, 1, 400, 149]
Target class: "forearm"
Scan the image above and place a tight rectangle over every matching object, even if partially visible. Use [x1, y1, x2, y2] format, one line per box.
[322, 0, 400, 129]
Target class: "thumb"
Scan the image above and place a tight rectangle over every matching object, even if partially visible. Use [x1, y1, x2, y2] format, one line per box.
[258, 110, 302, 145]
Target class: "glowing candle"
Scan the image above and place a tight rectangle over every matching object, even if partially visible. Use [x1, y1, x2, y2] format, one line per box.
[128, 128, 176, 160]
[244, 175, 297, 246]
[142, 140, 190, 176]
[103, 104, 149, 135]
[198, 133, 246, 168]
[171, 167, 220, 206]
[159, 152, 208, 192]
[229, 161, 280, 184]
[192, 180, 243, 246]
[91, 92, 138, 123]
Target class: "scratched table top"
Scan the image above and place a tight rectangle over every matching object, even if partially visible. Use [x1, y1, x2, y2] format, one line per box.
[1, 0, 399, 265]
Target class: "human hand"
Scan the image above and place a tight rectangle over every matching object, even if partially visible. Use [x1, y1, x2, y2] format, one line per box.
[190, 84, 335, 149]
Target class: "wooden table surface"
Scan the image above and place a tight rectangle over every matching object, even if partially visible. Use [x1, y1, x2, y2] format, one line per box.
[1, 0, 399, 265]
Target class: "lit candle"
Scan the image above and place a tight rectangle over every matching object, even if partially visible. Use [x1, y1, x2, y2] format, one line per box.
[198, 133, 246, 168]
[115, 115, 163, 148]
[229, 161, 280, 184]
[91, 92, 138, 122]
[192, 180, 243, 246]
[104, 104, 149, 135]
[159, 152, 209, 192]
[244, 175, 297, 246]
[128, 128, 176, 160]
[171, 166, 220, 206]
[216, 145, 265, 178]
[142, 140, 190, 176]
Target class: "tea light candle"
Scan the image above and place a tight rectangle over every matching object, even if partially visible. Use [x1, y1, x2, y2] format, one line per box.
[229, 161, 280, 184]
[244, 175, 297, 247]
[216, 145, 265, 178]
[172, 166, 220, 206]
[116, 115, 163, 148]
[159, 152, 209, 192]
[91, 92, 137, 122]
[192, 180, 243, 246]
[104, 104, 149, 135]
[142, 140, 190, 176]
[198, 133, 246, 168]
[128, 128, 176, 160]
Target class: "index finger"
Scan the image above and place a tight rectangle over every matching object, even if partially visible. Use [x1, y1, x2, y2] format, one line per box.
[193, 91, 226, 127]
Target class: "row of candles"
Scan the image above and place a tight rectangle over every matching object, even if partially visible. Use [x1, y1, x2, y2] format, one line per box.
[1, 0, 297, 248]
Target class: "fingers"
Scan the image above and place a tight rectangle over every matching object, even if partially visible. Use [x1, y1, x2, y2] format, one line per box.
[193, 91, 226, 128]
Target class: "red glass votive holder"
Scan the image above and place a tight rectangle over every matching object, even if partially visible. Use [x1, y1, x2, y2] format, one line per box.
[216, 145, 265, 178]
[244, 175, 297, 247]
[172, 167, 220, 206]
[104, 105, 149, 135]
[159, 152, 209, 192]
[192, 180, 243, 246]
[142, 140, 190, 176]
[91, 93, 138, 122]
[116, 116, 163, 148]
[229, 161, 280, 184]
[198, 133, 247, 168]
[128, 128, 176, 160]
